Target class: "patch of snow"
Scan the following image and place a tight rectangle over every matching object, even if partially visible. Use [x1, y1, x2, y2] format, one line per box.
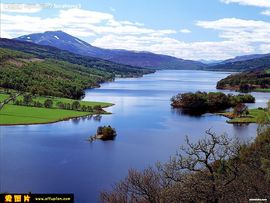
[75, 38, 89, 47]
[54, 35, 59, 40]
[75, 38, 84, 44]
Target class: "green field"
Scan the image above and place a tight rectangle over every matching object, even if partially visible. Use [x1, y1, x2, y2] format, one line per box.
[0, 93, 113, 125]
[254, 88, 270, 93]
[218, 108, 270, 124]
[0, 105, 92, 125]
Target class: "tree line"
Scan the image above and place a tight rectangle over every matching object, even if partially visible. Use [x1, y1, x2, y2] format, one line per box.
[14, 94, 104, 113]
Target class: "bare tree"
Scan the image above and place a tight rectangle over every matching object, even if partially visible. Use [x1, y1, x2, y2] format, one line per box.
[100, 129, 269, 203]
[100, 168, 162, 203]
[157, 130, 241, 203]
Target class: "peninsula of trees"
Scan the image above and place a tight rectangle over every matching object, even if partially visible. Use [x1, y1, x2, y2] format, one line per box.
[217, 68, 270, 92]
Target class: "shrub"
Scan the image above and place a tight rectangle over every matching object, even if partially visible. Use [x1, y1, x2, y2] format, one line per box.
[44, 99, 53, 108]
[71, 101, 81, 111]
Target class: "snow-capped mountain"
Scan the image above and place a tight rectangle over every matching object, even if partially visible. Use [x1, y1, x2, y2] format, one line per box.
[15, 31, 207, 69]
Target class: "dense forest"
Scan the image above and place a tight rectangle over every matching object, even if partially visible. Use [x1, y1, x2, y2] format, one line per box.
[171, 91, 255, 113]
[217, 68, 270, 92]
[0, 48, 114, 99]
[0, 38, 154, 77]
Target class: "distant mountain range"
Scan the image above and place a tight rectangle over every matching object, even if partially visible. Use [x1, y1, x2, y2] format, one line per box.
[222, 54, 270, 64]
[2, 30, 270, 73]
[15, 31, 207, 70]
[205, 53, 270, 72]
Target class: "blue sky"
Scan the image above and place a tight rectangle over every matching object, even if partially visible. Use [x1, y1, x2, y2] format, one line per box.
[2, 0, 270, 60]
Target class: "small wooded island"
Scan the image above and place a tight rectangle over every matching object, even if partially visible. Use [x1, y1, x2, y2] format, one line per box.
[89, 125, 117, 142]
[170, 91, 267, 123]
[171, 91, 255, 112]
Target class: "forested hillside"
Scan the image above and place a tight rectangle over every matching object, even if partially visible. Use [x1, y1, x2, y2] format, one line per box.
[217, 67, 270, 92]
[0, 48, 114, 99]
[0, 38, 154, 78]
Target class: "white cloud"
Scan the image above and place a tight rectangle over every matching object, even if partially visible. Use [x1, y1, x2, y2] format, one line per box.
[92, 35, 253, 60]
[1, 8, 267, 60]
[220, 0, 270, 15]
[221, 0, 270, 7]
[261, 9, 270, 15]
[1, 8, 175, 37]
[197, 18, 270, 43]
[259, 43, 270, 52]
[180, 29, 191, 33]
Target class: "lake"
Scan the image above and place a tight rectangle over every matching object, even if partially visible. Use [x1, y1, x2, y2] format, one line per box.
[0, 70, 269, 202]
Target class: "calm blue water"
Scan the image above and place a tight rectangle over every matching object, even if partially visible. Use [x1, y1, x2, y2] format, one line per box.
[0, 70, 269, 202]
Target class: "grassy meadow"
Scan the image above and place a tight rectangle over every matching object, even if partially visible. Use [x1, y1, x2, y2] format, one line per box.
[218, 108, 270, 124]
[0, 93, 113, 125]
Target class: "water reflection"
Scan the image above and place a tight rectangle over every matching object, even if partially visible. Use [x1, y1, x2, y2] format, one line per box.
[1, 70, 269, 202]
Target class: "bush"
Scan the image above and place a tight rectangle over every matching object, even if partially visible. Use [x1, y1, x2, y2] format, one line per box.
[71, 101, 81, 111]
[23, 94, 33, 106]
[56, 101, 65, 109]
[33, 101, 43, 108]
[93, 105, 103, 113]
[44, 99, 53, 108]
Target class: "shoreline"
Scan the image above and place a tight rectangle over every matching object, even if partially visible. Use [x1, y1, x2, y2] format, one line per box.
[0, 112, 112, 126]
[216, 108, 268, 124]
[0, 103, 114, 126]
[217, 86, 270, 93]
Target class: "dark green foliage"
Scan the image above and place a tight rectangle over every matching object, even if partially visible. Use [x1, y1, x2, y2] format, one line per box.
[56, 101, 65, 109]
[33, 101, 43, 108]
[66, 103, 71, 110]
[71, 101, 81, 111]
[23, 94, 33, 106]
[87, 106, 93, 112]
[81, 105, 87, 112]
[44, 99, 53, 108]
[93, 105, 103, 113]
[0, 48, 113, 99]
[14, 100, 23, 105]
[96, 125, 117, 140]
[217, 68, 270, 91]
[171, 91, 255, 113]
